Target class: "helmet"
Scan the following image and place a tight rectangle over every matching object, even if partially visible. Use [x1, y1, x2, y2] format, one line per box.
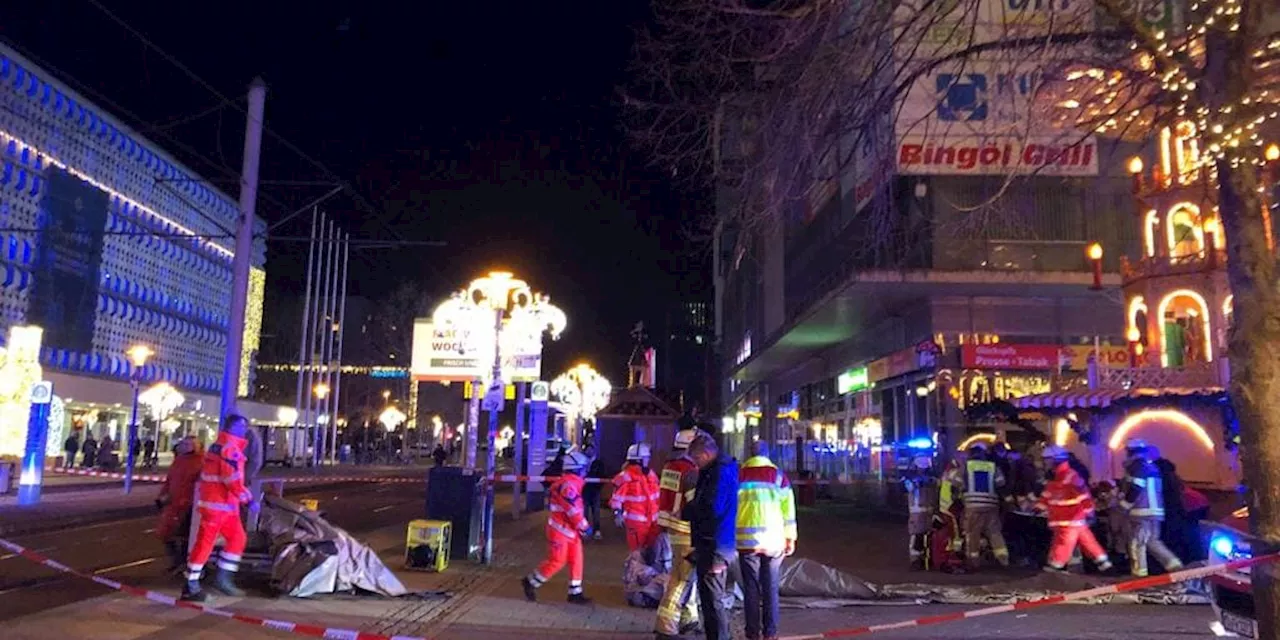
[562, 448, 590, 473]
[1040, 444, 1068, 460]
[626, 443, 652, 461]
[674, 429, 698, 450]
[1125, 438, 1150, 457]
[967, 440, 990, 451]
[912, 456, 932, 470]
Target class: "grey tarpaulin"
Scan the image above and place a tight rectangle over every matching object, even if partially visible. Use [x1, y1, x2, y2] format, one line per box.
[777, 557, 880, 599]
[258, 494, 407, 598]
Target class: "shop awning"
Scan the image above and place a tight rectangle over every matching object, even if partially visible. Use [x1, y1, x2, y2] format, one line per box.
[1011, 386, 1224, 410]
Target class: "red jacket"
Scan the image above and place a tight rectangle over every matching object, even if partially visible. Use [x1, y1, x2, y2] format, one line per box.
[656, 456, 698, 538]
[609, 463, 659, 526]
[160, 452, 203, 510]
[1036, 460, 1095, 528]
[547, 473, 589, 541]
[195, 431, 252, 514]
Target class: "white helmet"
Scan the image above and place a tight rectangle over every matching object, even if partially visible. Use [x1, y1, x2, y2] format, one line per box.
[674, 429, 698, 450]
[626, 443, 652, 461]
[1041, 444, 1068, 460]
[563, 448, 590, 473]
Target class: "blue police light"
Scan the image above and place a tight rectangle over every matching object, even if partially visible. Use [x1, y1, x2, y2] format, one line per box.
[906, 437, 934, 449]
[1211, 534, 1235, 558]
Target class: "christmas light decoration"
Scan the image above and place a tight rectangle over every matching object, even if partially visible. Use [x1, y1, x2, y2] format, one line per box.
[238, 267, 265, 398]
[1107, 409, 1215, 451]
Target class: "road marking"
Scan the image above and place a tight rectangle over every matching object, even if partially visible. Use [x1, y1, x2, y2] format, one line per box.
[373, 505, 395, 513]
[93, 557, 157, 574]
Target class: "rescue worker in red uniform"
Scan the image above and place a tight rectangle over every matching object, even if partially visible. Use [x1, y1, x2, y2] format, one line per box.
[522, 448, 594, 604]
[1037, 445, 1113, 573]
[654, 428, 703, 639]
[182, 415, 254, 602]
[611, 443, 660, 551]
[156, 436, 203, 574]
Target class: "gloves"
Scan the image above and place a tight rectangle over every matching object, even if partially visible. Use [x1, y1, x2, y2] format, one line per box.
[613, 511, 624, 528]
[581, 525, 594, 539]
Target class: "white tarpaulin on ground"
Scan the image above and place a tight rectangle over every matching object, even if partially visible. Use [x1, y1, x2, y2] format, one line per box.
[258, 495, 407, 598]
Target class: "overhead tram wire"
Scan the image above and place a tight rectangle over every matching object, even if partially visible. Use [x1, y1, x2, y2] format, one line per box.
[79, 0, 413, 243]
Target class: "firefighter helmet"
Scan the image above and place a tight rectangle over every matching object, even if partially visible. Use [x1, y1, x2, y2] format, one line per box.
[562, 448, 590, 473]
[912, 455, 932, 470]
[1124, 438, 1151, 458]
[626, 443, 652, 461]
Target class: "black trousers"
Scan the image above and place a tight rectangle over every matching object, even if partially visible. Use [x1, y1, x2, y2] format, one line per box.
[694, 550, 735, 640]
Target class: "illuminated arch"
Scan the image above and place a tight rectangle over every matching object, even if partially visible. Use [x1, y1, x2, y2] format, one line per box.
[1223, 294, 1234, 319]
[1144, 210, 1159, 257]
[956, 433, 997, 451]
[1127, 295, 1148, 338]
[1158, 289, 1214, 365]
[1107, 409, 1215, 451]
[1166, 202, 1205, 258]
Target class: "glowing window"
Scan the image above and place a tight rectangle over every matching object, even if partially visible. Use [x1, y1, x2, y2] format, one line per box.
[1167, 203, 1204, 259]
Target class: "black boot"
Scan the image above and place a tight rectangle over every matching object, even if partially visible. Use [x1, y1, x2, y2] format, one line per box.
[567, 592, 592, 605]
[520, 576, 537, 602]
[180, 579, 207, 603]
[165, 542, 185, 575]
[213, 568, 245, 597]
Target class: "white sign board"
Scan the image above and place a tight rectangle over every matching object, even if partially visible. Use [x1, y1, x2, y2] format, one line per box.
[530, 381, 550, 402]
[411, 320, 544, 383]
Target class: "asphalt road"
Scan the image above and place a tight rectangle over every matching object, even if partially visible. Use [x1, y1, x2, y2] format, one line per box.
[0, 480, 428, 622]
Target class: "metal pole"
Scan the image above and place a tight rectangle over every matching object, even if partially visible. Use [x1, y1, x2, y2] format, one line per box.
[309, 220, 335, 469]
[330, 233, 349, 465]
[220, 77, 267, 419]
[301, 212, 327, 465]
[318, 222, 340, 465]
[465, 383, 480, 469]
[512, 381, 526, 518]
[483, 307, 503, 564]
[124, 377, 140, 494]
[292, 208, 319, 463]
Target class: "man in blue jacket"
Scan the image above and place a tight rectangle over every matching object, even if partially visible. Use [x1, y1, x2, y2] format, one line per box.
[680, 432, 738, 640]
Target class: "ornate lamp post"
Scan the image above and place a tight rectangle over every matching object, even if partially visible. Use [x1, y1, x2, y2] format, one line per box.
[123, 344, 153, 494]
[379, 405, 406, 432]
[312, 382, 330, 467]
[550, 363, 612, 447]
[139, 382, 184, 468]
[432, 271, 565, 564]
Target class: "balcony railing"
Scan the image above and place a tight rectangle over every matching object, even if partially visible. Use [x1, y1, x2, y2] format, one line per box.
[1120, 249, 1226, 282]
[1091, 358, 1228, 389]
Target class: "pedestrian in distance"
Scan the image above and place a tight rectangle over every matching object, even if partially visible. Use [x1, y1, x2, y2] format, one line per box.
[143, 437, 157, 469]
[582, 444, 605, 541]
[181, 415, 256, 602]
[736, 441, 796, 640]
[80, 434, 97, 469]
[522, 447, 594, 605]
[682, 432, 738, 640]
[63, 431, 79, 469]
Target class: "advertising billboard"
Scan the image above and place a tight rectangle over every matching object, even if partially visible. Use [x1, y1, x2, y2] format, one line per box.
[410, 320, 544, 383]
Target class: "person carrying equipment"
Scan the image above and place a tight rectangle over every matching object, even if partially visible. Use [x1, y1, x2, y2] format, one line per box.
[611, 443, 661, 551]
[522, 447, 594, 604]
[1037, 445, 1113, 573]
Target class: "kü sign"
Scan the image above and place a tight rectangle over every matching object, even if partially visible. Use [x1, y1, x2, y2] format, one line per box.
[961, 344, 1063, 370]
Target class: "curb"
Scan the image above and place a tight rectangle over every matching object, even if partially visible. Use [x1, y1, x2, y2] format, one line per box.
[0, 478, 416, 538]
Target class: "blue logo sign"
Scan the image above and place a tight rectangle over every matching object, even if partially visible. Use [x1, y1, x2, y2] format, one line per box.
[936, 74, 987, 122]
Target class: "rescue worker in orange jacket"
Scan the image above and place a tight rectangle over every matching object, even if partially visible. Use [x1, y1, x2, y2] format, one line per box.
[1037, 445, 1113, 573]
[611, 443, 660, 551]
[654, 428, 703, 639]
[181, 415, 254, 602]
[156, 436, 203, 574]
[522, 447, 594, 604]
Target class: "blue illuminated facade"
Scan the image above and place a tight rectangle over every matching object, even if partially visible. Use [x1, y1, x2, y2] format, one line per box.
[0, 44, 267, 393]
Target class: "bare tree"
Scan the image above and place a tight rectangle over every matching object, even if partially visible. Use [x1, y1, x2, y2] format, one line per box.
[627, 0, 1280, 630]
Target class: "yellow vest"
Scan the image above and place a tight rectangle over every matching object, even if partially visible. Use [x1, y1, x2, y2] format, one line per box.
[735, 456, 797, 554]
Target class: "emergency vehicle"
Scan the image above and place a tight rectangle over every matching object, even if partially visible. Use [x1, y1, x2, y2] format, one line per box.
[1206, 506, 1257, 637]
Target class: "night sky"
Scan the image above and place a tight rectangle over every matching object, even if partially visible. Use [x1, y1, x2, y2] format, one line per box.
[1, 1, 710, 381]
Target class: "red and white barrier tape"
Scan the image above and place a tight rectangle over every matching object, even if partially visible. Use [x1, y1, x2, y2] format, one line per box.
[778, 553, 1280, 639]
[0, 537, 428, 640]
[47, 467, 424, 485]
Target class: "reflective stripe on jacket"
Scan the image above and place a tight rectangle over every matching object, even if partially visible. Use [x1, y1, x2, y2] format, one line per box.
[656, 456, 697, 542]
[194, 431, 251, 514]
[735, 456, 796, 555]
[609, 463, 659, 525]
[1036, 460, 1095, 528]
[961, 459, 1004, 508]
[547, 473, 589, 541]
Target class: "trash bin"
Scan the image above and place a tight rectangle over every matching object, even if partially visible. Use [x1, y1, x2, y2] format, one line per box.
[426, 466, 484, 562]
[0, 461, 14, 495]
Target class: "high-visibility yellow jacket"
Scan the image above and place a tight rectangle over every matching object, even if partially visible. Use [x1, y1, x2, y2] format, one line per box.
[735, 456, 797, 555]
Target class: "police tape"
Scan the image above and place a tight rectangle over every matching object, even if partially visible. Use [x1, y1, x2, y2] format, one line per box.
[776, 553, 1280, 639]
[0, 536, 429, 640]
[47, 467, 424, 485]
[488, 474, 835, 486]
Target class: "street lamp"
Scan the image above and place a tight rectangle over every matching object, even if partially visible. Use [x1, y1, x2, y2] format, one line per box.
[1086, 242, 1103, 290]
[432, 270, 566, 565]
[379, 405, 406, 432]
[550, 363, 612, 446]
[123, 344, 153, 494]
[312, 382, 331, 467]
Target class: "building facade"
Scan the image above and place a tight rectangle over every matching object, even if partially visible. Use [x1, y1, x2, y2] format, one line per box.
[0, 44, 280, 458]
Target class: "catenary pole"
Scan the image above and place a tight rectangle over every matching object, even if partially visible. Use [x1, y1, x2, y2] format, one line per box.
[292, 208, 319, 463]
